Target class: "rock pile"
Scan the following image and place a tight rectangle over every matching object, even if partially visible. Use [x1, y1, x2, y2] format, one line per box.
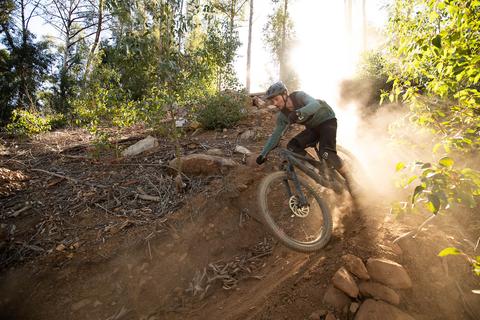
[309, 254, 415, 320]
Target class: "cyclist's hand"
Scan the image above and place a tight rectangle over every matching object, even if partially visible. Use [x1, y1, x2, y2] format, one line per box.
[288, 111, 299, 123]
[256, 155, 266, 165]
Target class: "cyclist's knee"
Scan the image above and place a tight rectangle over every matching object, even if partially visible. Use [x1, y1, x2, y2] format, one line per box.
[287, 139, 307, 156]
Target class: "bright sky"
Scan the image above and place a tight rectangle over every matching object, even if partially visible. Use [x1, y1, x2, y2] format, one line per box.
[235, 0, 390, 149]
[236, 0, 389, 100]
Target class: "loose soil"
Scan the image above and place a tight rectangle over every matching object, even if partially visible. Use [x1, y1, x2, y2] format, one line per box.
[1, 108, 479, 320]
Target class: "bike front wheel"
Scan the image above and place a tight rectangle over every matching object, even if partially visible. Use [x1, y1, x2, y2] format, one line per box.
[257, 171, 332, 252]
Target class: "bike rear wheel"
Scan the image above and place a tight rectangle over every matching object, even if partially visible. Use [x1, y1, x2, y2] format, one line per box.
[257, 171, 332, 252]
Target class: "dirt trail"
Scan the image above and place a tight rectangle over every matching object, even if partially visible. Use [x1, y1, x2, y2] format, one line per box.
[1, 109, 479, 320]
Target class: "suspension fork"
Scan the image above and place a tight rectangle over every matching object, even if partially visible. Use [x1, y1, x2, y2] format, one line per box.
[283, 158, 308, 207]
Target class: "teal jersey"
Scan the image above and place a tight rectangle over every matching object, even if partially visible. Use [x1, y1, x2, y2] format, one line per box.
[260, 91, 336, 157]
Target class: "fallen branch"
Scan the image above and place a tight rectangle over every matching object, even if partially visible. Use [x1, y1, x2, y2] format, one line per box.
[30, 168, 107, 188]
[137, 193, 160, 202]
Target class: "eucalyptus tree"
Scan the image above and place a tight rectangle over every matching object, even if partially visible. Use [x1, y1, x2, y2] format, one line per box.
[263, 0, 298, 89]
[246, 0, 253, 92]
[43, 0, 103, 112]
[0, 0, 52, 122]
[200, 0, 246, 91]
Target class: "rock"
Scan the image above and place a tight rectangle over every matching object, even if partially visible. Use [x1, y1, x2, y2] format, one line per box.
[391, 242, 403, 255]
[234, 145, 252, 155]
[323, 285, 351, 311]
[366, 258, 412, 289]
[189, 120, 201, 130]
[252, 96, 266, 108]
[332, 267, 359, 298]
[342, 254, 370, 280]
[350, 302, 360, 313]
[239, 129, 256, 141]
[309, 309, 327, 320]
[206, 148, 223, 156]
[359, 281, 401, 305]
[175, 117, 187, 127]
[169, 154, 237, 176]
[325, 312, 337, 320]
[122, 136, 158, 157]
[354, 299, 415, 320]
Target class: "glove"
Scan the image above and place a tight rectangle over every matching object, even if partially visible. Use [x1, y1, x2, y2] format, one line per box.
[256, 155, 266, 165]
[288, 111, 299, 123]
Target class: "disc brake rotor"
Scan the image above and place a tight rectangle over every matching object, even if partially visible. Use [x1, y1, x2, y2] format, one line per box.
[288, 196, 310, 217]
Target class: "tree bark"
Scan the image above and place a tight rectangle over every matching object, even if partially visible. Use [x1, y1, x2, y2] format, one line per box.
[246, 0, 253, 93]
[280, 0, 288, 82]
[84, 0, 104, 82]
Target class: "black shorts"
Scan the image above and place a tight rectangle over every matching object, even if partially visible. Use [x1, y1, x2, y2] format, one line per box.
[286, 118, 343, 169]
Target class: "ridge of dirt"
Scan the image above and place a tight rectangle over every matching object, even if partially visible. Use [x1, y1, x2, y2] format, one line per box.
[1, 108, 479, 320]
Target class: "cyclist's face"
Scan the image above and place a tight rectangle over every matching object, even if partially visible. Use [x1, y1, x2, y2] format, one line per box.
[272, 94, 293, 111]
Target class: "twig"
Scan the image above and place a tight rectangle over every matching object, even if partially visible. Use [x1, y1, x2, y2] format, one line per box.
[105, 163, 192, 181]
[147, 240, 152, 260]
[137, 194, 160, 202]
[10, 205, 32, 217]
[30, 168, 107, 188]
[393, 214, 437, 243]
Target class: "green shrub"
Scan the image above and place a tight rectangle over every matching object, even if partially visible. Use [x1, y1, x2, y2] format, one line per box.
[196, 91, 248, 130]
[5, 109, 64, 136]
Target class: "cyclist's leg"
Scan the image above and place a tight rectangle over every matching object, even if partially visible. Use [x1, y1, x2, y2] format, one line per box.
[314, 119, 343, 171]
[287, 128, 319, 158]
[315, 119, 361, 197]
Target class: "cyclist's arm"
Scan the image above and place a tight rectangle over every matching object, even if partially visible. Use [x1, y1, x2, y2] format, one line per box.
[260, 114, 289, 157]
[295, 91, 321, 120]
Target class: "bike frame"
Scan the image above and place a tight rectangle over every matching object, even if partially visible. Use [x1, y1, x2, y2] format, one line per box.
[279, 148, 342, 206]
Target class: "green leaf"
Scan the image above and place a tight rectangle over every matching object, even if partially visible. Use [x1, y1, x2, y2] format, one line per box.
[438, 247, 462, 257]
[432, 35, 442, 49]
[421, 163, 432, 169]
[407, 175, 418, 185]
[396, 162, 406, 172]
[439, 157, 454, 168]
[433, 143, 443, 153]
[412, 185, 425, 203]
[426, 194, 441, 213]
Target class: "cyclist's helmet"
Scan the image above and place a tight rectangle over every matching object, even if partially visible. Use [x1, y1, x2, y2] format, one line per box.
[264, 81, 287, 99]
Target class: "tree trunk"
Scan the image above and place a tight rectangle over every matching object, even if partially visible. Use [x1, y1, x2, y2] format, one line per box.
[84, 0, 104, 82]
[246, 0, 253, 93]
[178, 0, 184, 51]
[280, 0, 288, 82]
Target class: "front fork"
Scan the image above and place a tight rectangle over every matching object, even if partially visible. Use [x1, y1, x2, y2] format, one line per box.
[283, 161, 308, 207]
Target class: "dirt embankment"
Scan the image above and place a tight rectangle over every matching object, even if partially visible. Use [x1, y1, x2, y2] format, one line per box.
[1, 108, 479, 320]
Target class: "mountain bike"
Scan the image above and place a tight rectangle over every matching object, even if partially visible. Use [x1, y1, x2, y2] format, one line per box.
[257, 145, 359, 252]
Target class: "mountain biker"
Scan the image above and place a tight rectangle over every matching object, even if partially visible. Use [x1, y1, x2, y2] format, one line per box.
[255, 81, 352, 183]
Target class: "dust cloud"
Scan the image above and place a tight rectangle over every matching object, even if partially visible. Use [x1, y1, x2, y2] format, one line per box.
[336, 85, 436, 206]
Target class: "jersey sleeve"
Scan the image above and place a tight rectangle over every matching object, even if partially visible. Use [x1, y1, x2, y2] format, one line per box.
[295, 91, 321, 121]
[260, 113, 289, 157]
